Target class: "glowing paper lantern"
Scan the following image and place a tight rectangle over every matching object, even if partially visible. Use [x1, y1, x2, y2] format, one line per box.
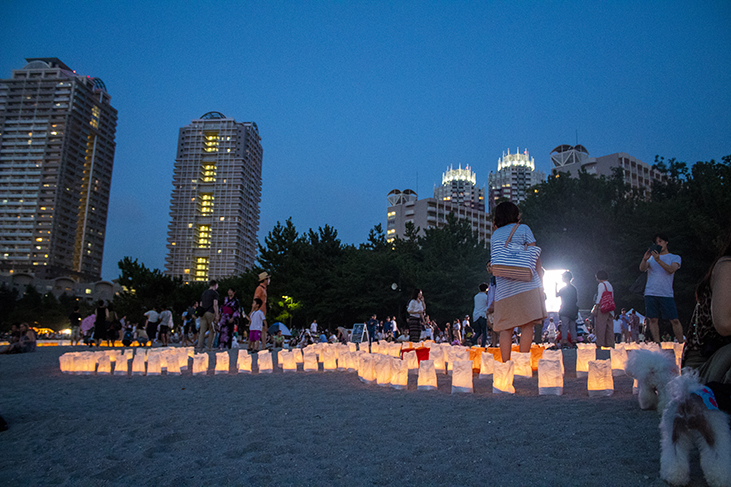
[192, 353, 208, 375]
[59, 353, 72, 373]
[322, 347, 337, 371]
[403, 350, 418, 373]
[97, 354, 112, 375]
[660, 342, 675, 350]
[375, 355, 392, 386]
[238, 350, 252, 373]
[303, 350, 319, 372]
[576, 348, 596, 378]
[512, 352, 532, 378]
[258, 351, 273, 373]
[178, 348, 190, 371]
[215, 351, 230, 374]
[165, 350, 181, 375]
[672, 344, 684, 373]
[451, 360, 474, 394]
[371, 342, 381, 354]
[281, 350, 297, 372]
[479, 353, 494, 379]
[430, 348, 446, 374]
[292, 349, 304, 364]
[417, 359, 438, 391]
[277, 350, 286, 368]
[576, 343, 596, 350]
[538, 359, 563, 395]
[114, 353, 129, 376]
[132, 352, 146, 376]
[147, 352, 162, 376]
[530, 345, 543, 371]
[587, 359, 614, 397]
[390, 357, 408, 390]
[610, 348, 628, 376]
[348, 342, 358, 352]
[359, 342, 369, 353]
[79, 352, 97, 375]
[542, 350, 564, 375]
[337, 351, 349, 371]
[448, 349, 470, 375]
[493, 360, 515, 394]
[358, 354, 376, 384]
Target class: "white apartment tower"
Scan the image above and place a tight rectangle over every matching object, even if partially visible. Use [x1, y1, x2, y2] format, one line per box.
[433, 164, 485, 211]
[165, 112, 262, 283]
[0, 58, 117, 280]
[487, 148, 545, 212]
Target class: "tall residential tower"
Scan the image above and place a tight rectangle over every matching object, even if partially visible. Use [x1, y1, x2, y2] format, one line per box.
[0, 58, 117, 280]
[165, 112, 262, 283]
[487, 148, 544, 212]
[433, 164, 485, 211]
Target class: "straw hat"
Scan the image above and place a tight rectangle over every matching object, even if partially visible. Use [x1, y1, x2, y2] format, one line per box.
[258, 271, 270, 282]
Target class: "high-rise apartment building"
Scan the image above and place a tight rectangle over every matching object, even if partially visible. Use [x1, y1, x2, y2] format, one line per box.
[0, 58, 117, 280]
[550, 145, 667, 198]
[433, 165, 485, 211]
[487, 148, 544, 212]
[165, 112, 262, 283]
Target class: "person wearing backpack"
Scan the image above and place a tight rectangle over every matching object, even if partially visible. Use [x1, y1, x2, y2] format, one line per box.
[591, 270, 615, 348]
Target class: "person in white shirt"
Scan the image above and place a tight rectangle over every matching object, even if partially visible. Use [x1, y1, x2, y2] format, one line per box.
[592, 270, 615, 348]
[310, 320, 318, 335]
[640, 233, 683, 343]
[248, 298, 266, 352]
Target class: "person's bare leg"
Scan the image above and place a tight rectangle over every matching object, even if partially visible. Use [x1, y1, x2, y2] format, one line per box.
[519, 324, 533, 353]
[499, 330, 512, 362]
[649, 318, 661, 343]
[670, 319, 684, 343]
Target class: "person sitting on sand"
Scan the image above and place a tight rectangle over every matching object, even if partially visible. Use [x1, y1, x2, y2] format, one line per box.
[0, 323, 36, 354]
[273, 330, 284, 348]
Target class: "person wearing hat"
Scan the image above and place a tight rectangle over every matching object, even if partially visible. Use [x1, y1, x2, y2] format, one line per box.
[253, 272, 270, 348]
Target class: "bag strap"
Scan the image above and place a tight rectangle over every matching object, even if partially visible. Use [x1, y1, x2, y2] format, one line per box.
[504, 224, 521, 247]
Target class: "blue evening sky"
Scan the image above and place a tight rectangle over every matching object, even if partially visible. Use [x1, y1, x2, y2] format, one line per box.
[1, 1, 730, 281]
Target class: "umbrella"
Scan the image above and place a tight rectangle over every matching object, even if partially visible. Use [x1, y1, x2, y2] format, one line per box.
[80, 314, 96, 333]
[268, 322, 291, 336]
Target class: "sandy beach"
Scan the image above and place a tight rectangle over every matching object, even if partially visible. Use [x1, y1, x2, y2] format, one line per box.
[0, 346, 712, 486]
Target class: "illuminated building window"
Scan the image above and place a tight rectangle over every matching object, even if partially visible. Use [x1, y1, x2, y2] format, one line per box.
[199, 193, 214, 215]
[197, 225, 211, 248]
[201, 163, 216, 182]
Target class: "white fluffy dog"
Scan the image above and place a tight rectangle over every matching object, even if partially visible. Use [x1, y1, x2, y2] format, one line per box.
[625, 348, 678, 411]
[659, 370, 731, 487]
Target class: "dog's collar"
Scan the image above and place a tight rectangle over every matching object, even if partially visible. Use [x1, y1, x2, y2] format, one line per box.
[692, 386, 719, 411]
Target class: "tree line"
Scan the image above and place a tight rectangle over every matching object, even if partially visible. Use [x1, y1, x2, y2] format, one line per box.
[1, 154, 728, 334]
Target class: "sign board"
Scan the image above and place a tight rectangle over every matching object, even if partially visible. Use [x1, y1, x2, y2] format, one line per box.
[350, 323, 366, 343]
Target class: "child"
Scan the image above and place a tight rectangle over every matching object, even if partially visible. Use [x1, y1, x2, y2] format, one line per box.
[248, 298, 266, 352]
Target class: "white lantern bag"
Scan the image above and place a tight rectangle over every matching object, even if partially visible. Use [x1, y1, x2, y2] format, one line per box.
[417, 359, 438, 391]
[147, 351, 162, 376]
[113, 352, 129, 376]
[587, 359, 614, 397]
[132, 352, 146, 376]
[403, 350, 419, 373]
[538, 359, 563, 395]
[238, 350, 252, 373]
[348, 342, 358, 353]
[303, 350, 319, 372]
[59, 353, 72, 374]
[192, 353, 209, 375]
[479, 352, 494, 379]
[610, 348, 628, 376]
[281, 350, 297, 372]
[358, 354, 376, 384]
[390, 357, 409, 390]
[322, 347, 337, 371]
[541, 349, 564, 375]
[451, 360, 474, 394]
[258, 351, 274, 373]
[292, 348, 304, 364]
[371, 341, 381, 354]
[97, 354, 112, 375]
[359, 342, 369, 353]
[79, 352, 97, 375]
[576, 348, 596, 378]
[430, 348, 446, 374]
[375, 355, 392, 386]
[215, 351, 230, 374]
[512, 352, 532, 378]
[337, 351, 349, 371]
[492, 360, 515, 394]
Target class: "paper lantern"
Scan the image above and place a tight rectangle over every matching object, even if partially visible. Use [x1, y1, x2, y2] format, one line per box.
[59, 353, 72, 373]
[215, 351, 230, 374]
[587, 359, 614, 397]
[114, 353, 129, 376]
[178, 348, 190, 371]
[401, 342, 413, 351]
[542, 350, 564, 375]
[322, 347, 337, 371]
[147, 352, 162, 376]
[451, 360, 474, 394]
[430, 348, 446, 374]
[470, 348, 484, 372]
[358, 354, 376, 384]
[512, 352, 532, 378]
[417, 359, 438, 391]
[493, 360, 515, 394]
[485, 347, 502, 363]
[610, 348, 628, 376]
[165, 349, 181, 375]
[192, 353, 208, 375]
[660, 341, 675, 350]
[576, 348, 596, 378]
[448, 349, 470, 375]
[281, 350, 297, 372]
[371, 342, 381, 354]
[403, 350, 418, 373]
[348, 342, 357, 352]
[292, 348, 304, 364]
[124, 348, 134, 360]
[258, 351, 273, 373]
[530, 345, 544, 371]
[633, 378, 639, 395]
[375, 355, 392, 386]
[625, 343, 640, 351]
[576, 343, 596, 350]
[276, 350, 286, 368]
[132, 352, 146, 376]
[238, 350, 252, 373]
[97, 354, 112, 375]
[672, 344, 684, 373]
[390, 357, 409, 390]
[337, 351, 349, 371]
[538, 359, 563, 395]
[479, 353, 494, 379]
[303, 350, 319, 372]
[78, 352, 97, 375]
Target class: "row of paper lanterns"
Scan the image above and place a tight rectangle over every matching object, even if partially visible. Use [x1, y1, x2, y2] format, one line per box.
[58, 340, 683, 396]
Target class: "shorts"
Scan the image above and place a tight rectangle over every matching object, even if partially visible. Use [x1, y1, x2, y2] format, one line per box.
[644, 295, 679, 320]
[249, 330, 261, 341]
[159, 325, 170, 335]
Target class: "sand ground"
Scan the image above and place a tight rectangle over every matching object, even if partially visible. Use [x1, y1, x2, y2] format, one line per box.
[0, 346, 713, 486]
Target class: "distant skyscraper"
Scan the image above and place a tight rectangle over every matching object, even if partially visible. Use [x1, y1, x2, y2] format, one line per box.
[0, 58, 117, 280]
[487, 148, 544, 212]
[165, 112, 262, 283]
[433, 164, 485, 211]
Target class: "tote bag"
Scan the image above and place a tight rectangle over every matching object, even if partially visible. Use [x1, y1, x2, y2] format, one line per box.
[490, 224, 541, 282]
[599, 282, 615, 314]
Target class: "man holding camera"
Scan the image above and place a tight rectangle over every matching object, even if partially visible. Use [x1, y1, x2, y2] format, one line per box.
[640, 233, 684, 343]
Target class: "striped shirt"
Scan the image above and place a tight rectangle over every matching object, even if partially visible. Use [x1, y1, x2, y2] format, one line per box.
[491, 223, 543, 302]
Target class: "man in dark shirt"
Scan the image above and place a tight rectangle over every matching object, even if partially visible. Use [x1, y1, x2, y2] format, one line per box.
[557, 271, 579, 348]
[69, 306, 82, 346]
[197, 280, 219, 352]
[366, 314, 379, 344]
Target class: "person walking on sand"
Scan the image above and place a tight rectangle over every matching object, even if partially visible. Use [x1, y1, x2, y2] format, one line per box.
[253, 272, 270, 349]
[197, 280, 220, 353]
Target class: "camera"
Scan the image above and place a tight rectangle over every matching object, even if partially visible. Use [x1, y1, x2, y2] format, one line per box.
[649, 243, 662, 254]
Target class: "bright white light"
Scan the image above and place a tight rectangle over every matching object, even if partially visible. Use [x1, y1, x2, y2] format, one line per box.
[543, 269, 569, 313]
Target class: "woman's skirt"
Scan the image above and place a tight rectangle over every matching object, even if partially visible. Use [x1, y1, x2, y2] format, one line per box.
[493, 287, 547, 333]
[408, 317, 422, 342]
